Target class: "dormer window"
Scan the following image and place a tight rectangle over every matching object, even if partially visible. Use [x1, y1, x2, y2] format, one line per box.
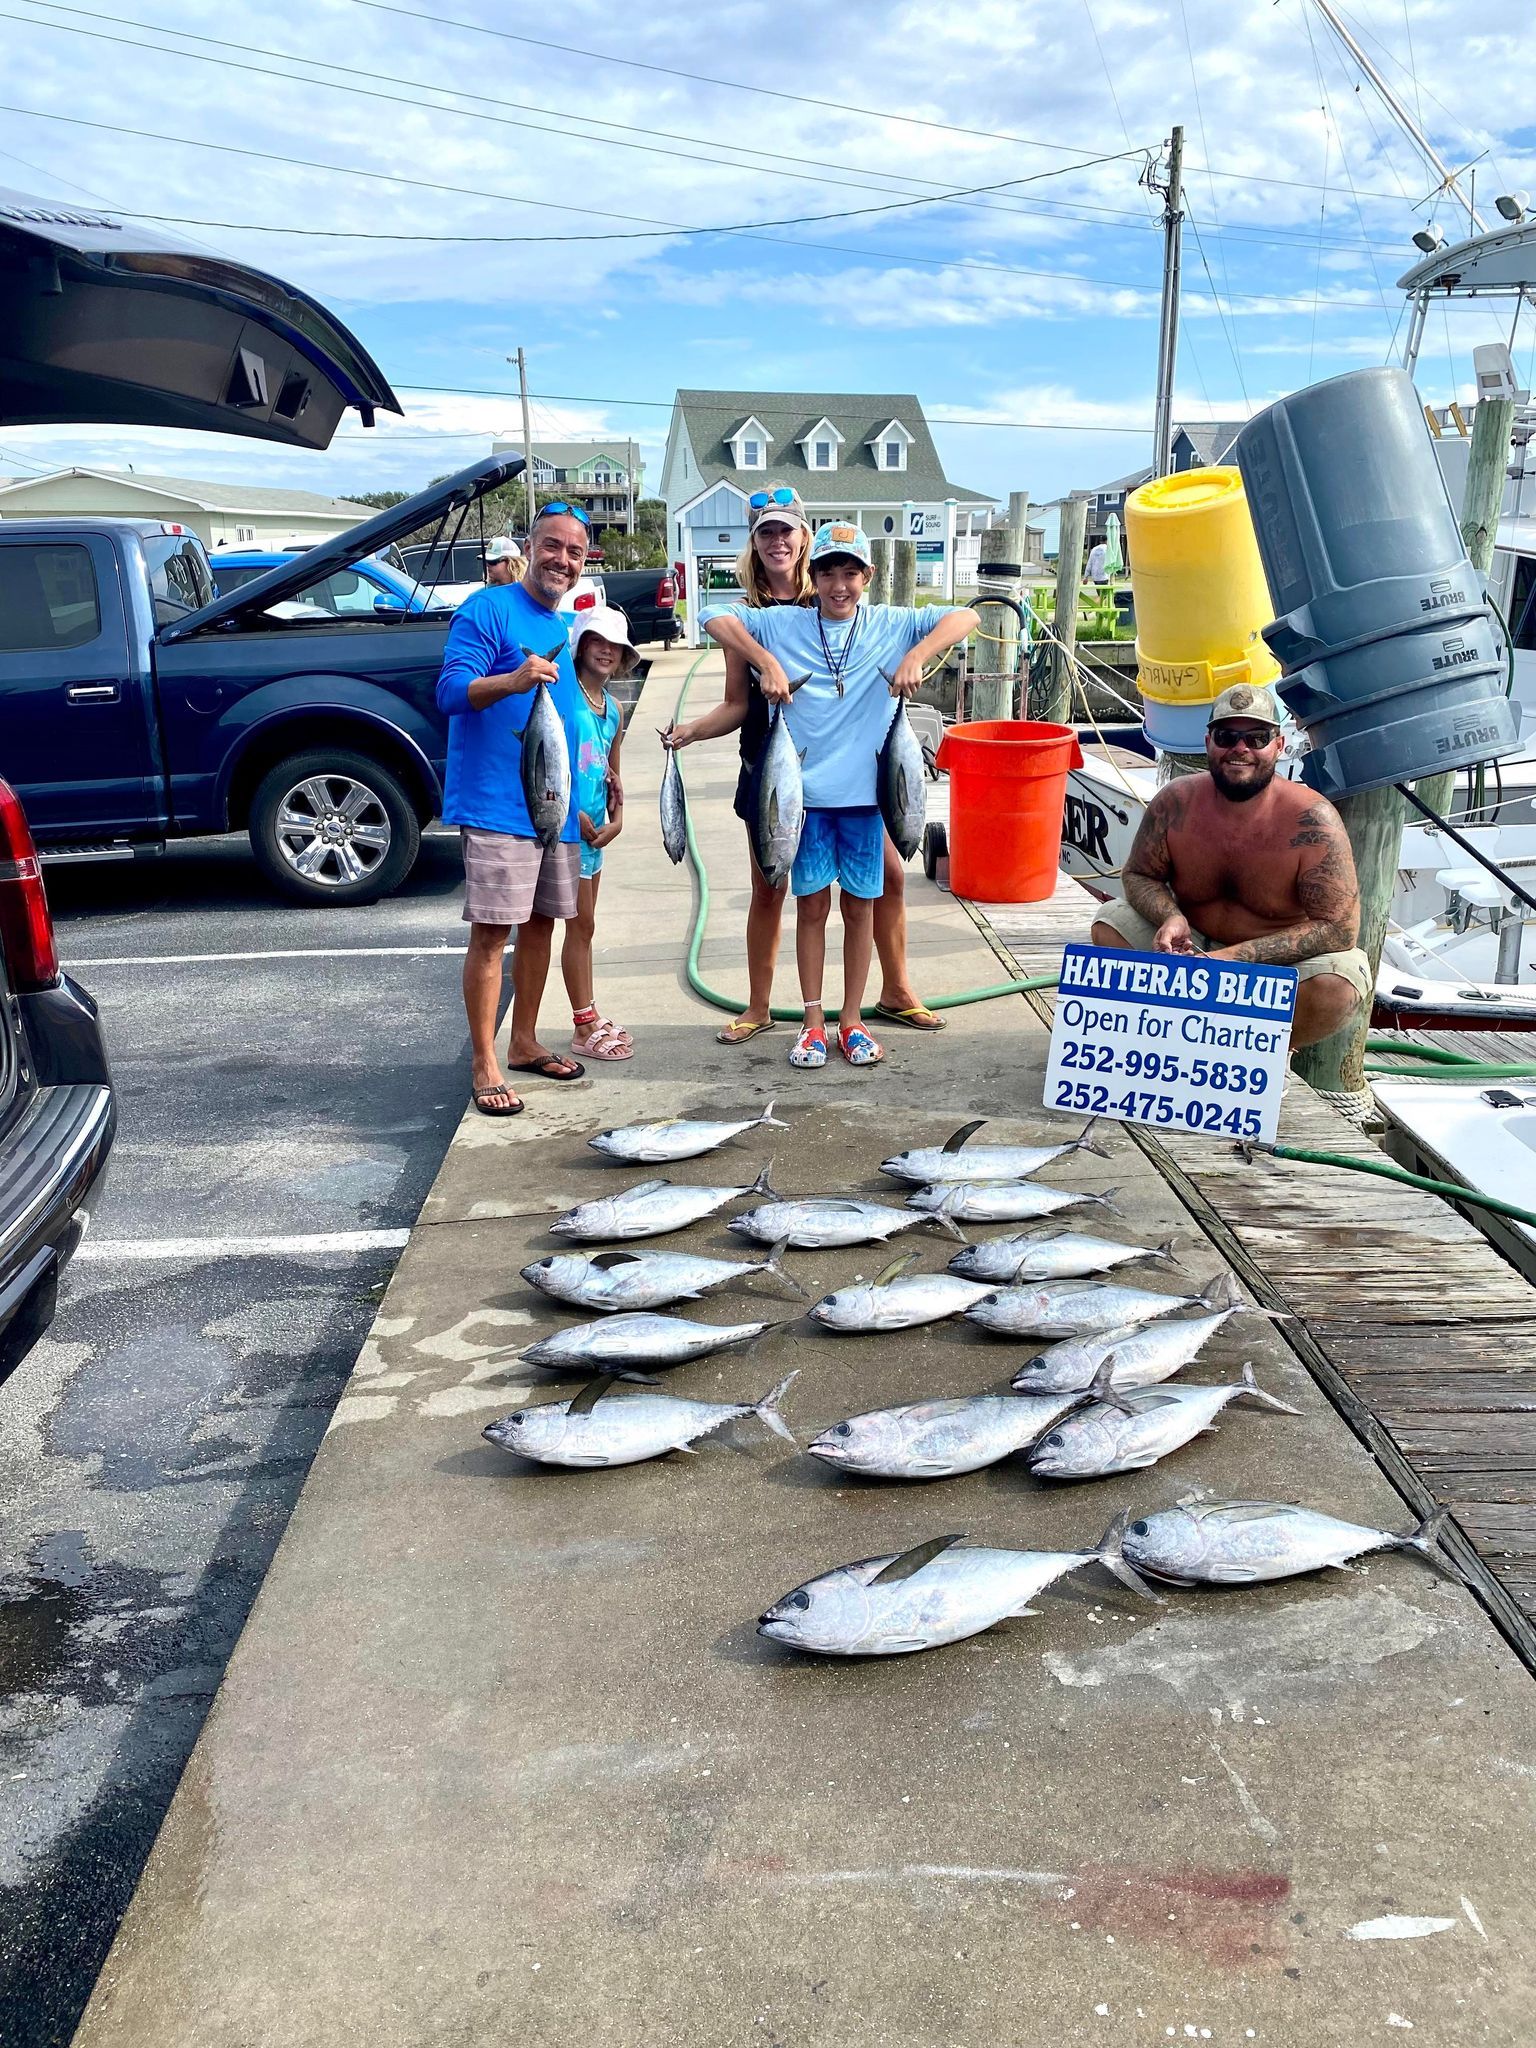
[867, 419, 913, 472]
[797, 416, 844, 475]
[728, 415, 772, 471]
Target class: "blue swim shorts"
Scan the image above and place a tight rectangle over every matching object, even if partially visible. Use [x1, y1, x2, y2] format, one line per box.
[791, 805, 885, 899]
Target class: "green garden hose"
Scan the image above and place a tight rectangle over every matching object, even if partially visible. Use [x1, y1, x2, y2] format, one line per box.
[671, 653, 1061, 1023]
[1263, 1142, 1536, 1232]
[1364, 1037, 1536, 1082]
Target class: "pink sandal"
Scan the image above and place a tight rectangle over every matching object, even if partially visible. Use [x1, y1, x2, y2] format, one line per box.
[571, 1016, 634, 1062]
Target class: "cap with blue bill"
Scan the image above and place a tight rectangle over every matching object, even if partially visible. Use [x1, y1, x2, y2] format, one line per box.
[809, 521, 872, 569]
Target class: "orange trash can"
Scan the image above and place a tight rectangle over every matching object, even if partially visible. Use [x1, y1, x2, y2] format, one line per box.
[934, 720, 1083, 903]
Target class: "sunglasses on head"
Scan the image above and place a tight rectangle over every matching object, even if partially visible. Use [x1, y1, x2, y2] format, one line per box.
[749, 488, 798, 510]
[536, 500, 592, 527]
[1209, 722, 1278, 750]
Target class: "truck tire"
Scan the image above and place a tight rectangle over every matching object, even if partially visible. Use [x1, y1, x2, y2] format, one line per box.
[249, 748, 420, 905]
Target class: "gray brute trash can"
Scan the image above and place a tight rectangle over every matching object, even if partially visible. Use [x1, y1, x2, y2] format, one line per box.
[1234, 365, 1521, 796]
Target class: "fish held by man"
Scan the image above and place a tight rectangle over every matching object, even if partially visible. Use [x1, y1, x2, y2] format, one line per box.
[950, 1230, 1182, 1284]
[521, 678, 572, 848]
[876, 699, 926, 861]
[521, 1241, 803, 1313]
[589, 1103, 788, 1164]
[484, 1370, 798, 1468]
[659, 725, 688, 864]
[881, 1119, 1108, 1186]
[1028, 1361, 1301, 1480]
[756, 1515, 1156, 1657]
[965, 1268, 1256, 1342]
[551, 1165, 778, 1242]
[1121, 1500, 1459, 1587]
[517, 1311, 779, 1372]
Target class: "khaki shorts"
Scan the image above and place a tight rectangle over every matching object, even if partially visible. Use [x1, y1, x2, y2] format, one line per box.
[460, 829, 580, 927]
[1092, 897, 1372, 1001]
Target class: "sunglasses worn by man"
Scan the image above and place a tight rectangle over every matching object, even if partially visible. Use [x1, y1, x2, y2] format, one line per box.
[536, 500, 592, 527]
[1209, 722, 1279, 751]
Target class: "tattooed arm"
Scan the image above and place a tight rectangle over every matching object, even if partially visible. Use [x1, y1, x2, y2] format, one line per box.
[1209, 801, 1361, 966]
[1121, 786, 1195, 951]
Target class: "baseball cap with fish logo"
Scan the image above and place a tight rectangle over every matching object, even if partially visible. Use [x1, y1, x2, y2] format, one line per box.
[809, 521, 872, 570]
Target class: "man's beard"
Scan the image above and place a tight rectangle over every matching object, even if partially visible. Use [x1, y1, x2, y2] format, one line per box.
[1210, 758, 1276, 803]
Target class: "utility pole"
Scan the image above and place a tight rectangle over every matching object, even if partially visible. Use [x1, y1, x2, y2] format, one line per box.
[1150, 126, 1184, 482]
[511, 348, 536, 537]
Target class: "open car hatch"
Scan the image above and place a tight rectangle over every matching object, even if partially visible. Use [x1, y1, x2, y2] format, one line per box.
[0, 188, 402, 450]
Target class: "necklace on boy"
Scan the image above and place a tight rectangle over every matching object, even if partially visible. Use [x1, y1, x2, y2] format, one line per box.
[816, 608, 860, 698]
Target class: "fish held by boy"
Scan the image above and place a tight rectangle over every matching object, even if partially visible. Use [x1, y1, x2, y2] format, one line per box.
[1121, 1500, 1459, 1587]
[520, 676, 572, 848]
[484, 1369, 798, 1468]
[517, 1311, 780, 1372]
[950, 1229, 1182, 1284]
[658, 726, 688, 865]
[807, 1252, 998, 1331]
[551, 1165, 778, 1242]
[881, 1118, 1108, 1186]
[965, 1268, 1262, 1341]
[875, 696, 926, 861]
[757, 1515, 1156, 1657]
[1028, 1361, 1301, 1480]
[806, 1358, 1124, 1479]
[521, 1242, 803, 1313]
[589, 1103, 788, 1164]
[748, 702, 807, 890]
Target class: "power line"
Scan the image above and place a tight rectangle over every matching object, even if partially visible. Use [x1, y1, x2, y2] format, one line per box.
[8, 1, 1404, 256]
[8, 2, 1157, 233]
[0, 102, 1146, 244]
[341, 0, 1456, 204]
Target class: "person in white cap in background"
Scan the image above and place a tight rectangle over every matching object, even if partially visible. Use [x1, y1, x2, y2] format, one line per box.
[1090, 682, 1370, 1049]
[483, 535, 523, 587]
[562, 605, 636, 1060]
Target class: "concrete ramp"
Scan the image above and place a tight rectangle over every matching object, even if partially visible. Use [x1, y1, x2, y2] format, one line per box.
[75, 655, 1535, 2045]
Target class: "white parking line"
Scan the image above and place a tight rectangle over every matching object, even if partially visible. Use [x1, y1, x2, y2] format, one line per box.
[75, 1229, 412, 1262]
[62, 946, 471, 967]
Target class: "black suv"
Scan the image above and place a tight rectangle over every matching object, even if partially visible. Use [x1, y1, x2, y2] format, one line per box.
[0, 778, 115, 1381]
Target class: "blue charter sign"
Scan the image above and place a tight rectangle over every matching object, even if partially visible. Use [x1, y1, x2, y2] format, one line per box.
[1045, 944, 1297, 1146]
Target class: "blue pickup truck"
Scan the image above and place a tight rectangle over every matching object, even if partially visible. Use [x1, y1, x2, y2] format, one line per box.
[0, 455, 523, 905]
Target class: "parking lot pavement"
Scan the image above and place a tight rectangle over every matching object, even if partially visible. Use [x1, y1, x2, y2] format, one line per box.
[0, 828, 476, 2046]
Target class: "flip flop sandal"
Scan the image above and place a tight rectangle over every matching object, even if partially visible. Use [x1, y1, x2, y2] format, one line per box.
[472, 1083, 524, 1118]
[872, 1002, 946, 1032]
[508, 1054, 586, 1081]
[717, 1017, 775, 1044]
[788, 1025, 828, 1069]
[838, 1025, 884, 1068]
[571, 1019, 634, 1062]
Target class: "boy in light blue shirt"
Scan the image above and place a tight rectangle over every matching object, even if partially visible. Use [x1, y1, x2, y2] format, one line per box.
[704, 523, 976, 1068]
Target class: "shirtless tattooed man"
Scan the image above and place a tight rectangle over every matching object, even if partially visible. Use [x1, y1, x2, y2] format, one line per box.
[1091, 684, 1372, 1049]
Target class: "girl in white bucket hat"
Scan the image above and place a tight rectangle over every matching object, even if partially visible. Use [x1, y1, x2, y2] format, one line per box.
[563, 605, 639, 1059]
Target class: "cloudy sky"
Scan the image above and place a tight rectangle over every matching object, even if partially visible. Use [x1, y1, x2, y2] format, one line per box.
[3, 0, 1533, 510]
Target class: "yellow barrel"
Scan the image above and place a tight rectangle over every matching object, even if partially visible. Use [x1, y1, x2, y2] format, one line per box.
[1127, 466, 1279, 749]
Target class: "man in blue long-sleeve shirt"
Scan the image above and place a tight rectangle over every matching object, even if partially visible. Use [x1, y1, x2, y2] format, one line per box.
[436, 506, 590, 1116]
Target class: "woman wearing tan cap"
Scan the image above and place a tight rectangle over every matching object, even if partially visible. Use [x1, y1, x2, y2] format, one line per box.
[664, 485, 940, 1041]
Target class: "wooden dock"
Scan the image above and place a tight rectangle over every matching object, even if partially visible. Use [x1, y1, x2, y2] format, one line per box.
[965, 868, 1536, 1664]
